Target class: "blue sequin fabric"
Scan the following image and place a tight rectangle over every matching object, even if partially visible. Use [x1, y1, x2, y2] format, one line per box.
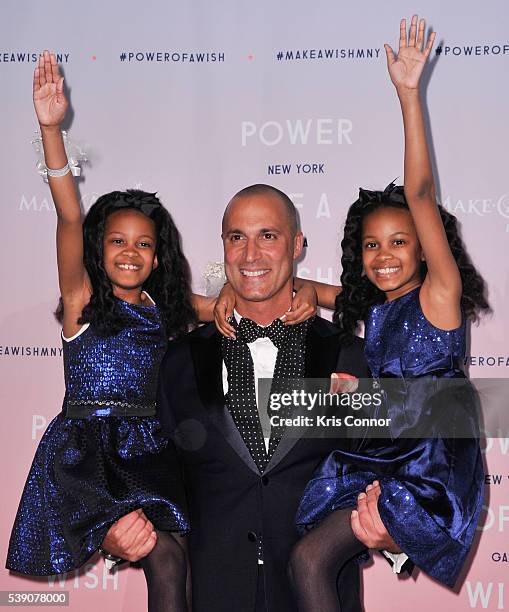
[6, 298, 188, 576]
[296, 287, 484, 588]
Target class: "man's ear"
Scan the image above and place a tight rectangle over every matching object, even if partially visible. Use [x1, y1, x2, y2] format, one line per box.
[293, 231, 304, 260]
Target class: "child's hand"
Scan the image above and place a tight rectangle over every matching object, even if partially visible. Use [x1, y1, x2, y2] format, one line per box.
[33, 50, 68, 127]
[384, 16, 435, 92]
[214, 283, 236, 339]
[282, 281, 317, 325]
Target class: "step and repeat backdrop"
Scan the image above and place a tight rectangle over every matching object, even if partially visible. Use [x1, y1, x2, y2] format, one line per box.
[1, 0, 508, 610]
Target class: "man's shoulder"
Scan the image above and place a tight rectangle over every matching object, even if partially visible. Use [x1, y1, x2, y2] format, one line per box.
[187, 322, 218, 341]
[309, 316, 364, 348]
[309, 315, 339, 337]
[170, 323, 217, 345]
[163, 323, 217, 360]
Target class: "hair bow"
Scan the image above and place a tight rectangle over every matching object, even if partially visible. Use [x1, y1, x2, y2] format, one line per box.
[110, 193, 161, 217]
[358, 181, 406, 207]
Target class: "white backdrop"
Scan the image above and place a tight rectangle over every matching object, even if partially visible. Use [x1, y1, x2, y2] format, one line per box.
[1, 1, 508, 610]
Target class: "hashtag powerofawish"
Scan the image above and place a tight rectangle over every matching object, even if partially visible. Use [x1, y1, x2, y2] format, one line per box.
[117, 51, 225, 63]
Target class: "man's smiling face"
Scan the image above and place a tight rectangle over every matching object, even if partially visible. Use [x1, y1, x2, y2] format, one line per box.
[222, 192, 303, 309]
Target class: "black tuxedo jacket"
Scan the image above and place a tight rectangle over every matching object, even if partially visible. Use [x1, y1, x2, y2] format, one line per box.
[156, 317, 370, 612]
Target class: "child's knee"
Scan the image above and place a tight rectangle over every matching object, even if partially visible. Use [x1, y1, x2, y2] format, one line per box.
[160, 534, 186, 571]
[288, 537, 317, 581]
[144, 532, 187, 583]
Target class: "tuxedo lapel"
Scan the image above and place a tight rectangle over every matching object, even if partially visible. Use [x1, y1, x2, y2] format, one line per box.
[190, 326, 259, 475]
[265, 318, 341, 474]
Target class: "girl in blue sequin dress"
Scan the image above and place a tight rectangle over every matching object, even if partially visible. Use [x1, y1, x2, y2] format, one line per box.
[5, 52, 215, 612]
[289, 17, 490, 610]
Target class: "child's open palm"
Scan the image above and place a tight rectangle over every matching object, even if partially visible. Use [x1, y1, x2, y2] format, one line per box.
[33, 50, 68, 127]
[385, 16, 436, 91]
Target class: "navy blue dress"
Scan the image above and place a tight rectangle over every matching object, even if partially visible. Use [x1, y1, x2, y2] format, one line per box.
[6, 298, 188, 576]
[296, 287, 483, 587]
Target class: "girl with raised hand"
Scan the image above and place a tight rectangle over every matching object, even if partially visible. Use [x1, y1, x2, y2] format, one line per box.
[5, 51, 213, 611]
[287, 16, 489, 610]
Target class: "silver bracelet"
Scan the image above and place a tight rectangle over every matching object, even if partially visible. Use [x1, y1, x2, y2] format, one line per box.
[32, 130, 87, 183]
[46, 163, 71, 178]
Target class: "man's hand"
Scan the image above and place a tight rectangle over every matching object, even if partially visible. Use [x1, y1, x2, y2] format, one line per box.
[350, 481, 401, 553]
[102, 509, 157, 562]
[329, 373, 359, 394]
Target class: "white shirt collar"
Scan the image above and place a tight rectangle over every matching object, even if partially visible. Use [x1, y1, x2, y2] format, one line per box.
[234, 309, 287, 328]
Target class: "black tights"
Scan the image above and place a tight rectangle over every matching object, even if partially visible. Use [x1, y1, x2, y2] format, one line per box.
[140, 531, 190, 612]
[288, 508, 366, 612]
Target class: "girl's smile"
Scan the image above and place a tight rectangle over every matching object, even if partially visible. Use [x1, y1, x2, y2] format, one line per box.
[102, 208, 158, 302]
[362, 206, 423, 301]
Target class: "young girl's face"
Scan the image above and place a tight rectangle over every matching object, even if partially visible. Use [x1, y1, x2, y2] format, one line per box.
[361, 206, 423, 301]
[102, 208, 158, 295]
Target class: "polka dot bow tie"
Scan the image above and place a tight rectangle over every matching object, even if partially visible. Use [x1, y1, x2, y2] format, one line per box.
[237, 316, 288, 349]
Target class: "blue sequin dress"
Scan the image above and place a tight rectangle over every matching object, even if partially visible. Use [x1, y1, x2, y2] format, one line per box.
[6, 298, 188, 576]
[296, 287, 484, 587]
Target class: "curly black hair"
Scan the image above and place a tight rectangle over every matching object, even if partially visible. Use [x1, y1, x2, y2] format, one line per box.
[56, 190, 196, 338]
[334, 183, 491, 344]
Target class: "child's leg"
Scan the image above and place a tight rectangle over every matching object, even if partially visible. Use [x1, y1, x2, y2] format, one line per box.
[288, 508, 366, 612]
[140, 530, 188, 612]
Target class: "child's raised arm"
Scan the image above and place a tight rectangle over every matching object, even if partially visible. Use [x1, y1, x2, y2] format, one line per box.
[34, 51, 90, 335]
[386, 17, 462, 328]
